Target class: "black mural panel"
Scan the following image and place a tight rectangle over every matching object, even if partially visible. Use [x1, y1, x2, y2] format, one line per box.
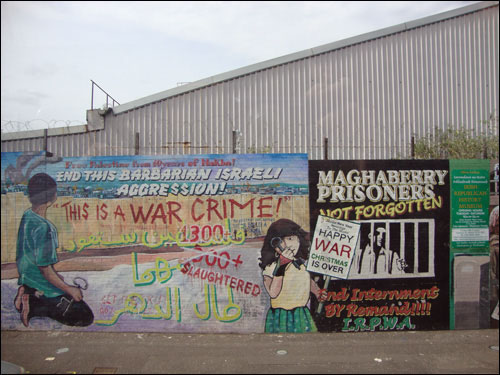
[308, 160, 450, 332]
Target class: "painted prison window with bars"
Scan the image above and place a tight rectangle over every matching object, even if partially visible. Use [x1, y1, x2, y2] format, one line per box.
[348, 219, 435, 280]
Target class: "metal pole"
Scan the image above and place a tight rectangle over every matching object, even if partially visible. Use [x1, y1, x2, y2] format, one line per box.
[43, 129, 48, 152]
[90, 79, 120, 109]
[135, 132, 140, 155]
[411, 136, 415, 159]
[232, 130, 237, 154]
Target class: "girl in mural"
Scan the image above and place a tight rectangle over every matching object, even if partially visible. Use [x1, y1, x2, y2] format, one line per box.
[259, 218, 323, 333]
[13, 173, 94, 327]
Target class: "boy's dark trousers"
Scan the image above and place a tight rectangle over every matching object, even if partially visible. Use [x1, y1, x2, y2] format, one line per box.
[22, 285, 94, 327]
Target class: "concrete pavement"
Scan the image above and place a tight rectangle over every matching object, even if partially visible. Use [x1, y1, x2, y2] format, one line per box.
[1, 329, 499, 374]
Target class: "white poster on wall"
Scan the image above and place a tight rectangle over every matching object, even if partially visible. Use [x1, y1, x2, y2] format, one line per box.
[307, 215, 361, 279]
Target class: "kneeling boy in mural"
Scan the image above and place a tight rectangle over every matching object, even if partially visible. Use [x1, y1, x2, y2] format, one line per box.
[14, 173, 94, 327]
[259, 219, 323, 333]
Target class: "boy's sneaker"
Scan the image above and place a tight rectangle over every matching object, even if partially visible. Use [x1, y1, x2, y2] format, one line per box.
[20, 294, 30, 327]
[14, 286, 25, 313]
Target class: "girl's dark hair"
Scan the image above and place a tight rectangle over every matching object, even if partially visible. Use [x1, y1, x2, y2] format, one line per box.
[259, 218, 310, 270]
[28, 173, 57, 205]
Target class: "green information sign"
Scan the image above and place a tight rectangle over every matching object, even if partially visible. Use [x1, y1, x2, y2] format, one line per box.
[450, 160, 490, 249]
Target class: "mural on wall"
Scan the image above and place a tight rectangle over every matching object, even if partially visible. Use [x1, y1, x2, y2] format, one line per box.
[1, 152, 310, 332]
[308, 160, 451, 332]
[1, 153, 492, 333]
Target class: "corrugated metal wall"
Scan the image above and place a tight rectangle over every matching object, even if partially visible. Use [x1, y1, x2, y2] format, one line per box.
[2, 2, 498, 159]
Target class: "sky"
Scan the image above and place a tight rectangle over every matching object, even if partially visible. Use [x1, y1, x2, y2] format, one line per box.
[1, 1, 479, 133]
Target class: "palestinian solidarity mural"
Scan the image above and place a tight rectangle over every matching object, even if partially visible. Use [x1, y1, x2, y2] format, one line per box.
[0, 152, 493, 332]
